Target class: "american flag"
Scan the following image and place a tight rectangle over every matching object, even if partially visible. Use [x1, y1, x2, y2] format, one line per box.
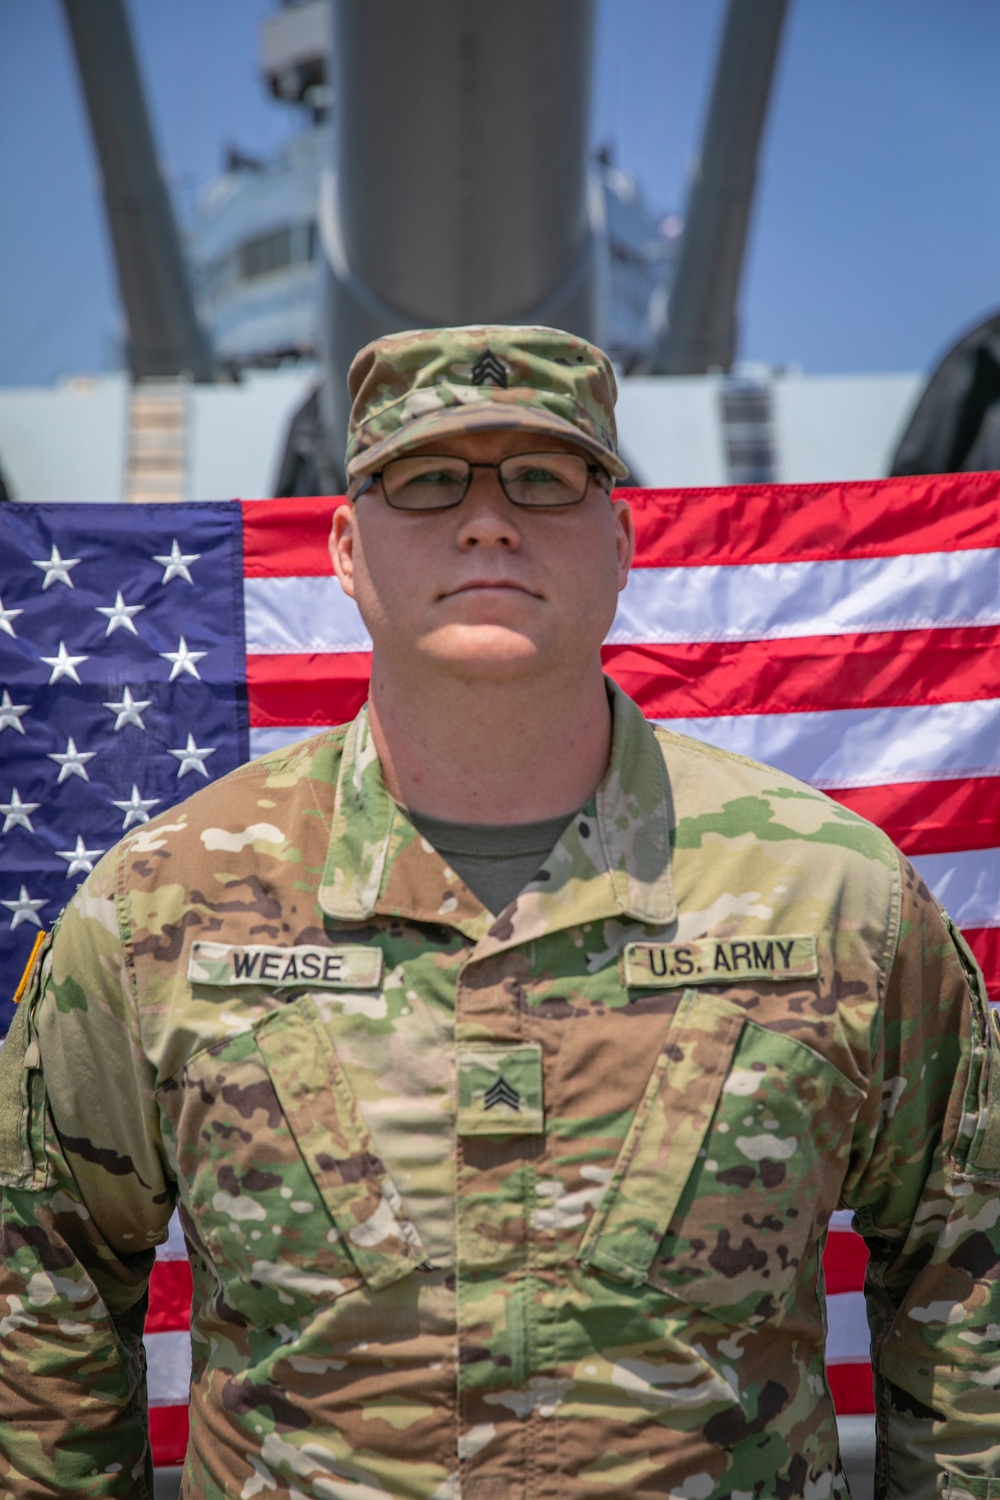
[2, 476, 998, 1465]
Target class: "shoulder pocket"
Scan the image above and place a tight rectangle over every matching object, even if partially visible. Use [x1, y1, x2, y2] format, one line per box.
[158, 996, 426, 1327]
[966, 1006, 1000, 1180]
[0, 934, 54, 1191]
[577, 987, 865, 1325]
[942, 1474, 1000, 1499]
[945, 915, 1000, 1182]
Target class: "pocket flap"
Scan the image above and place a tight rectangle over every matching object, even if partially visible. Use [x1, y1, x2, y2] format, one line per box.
[577, 989, 745, 1285]
[255, 1000, 426, 1290]
[0, 932, 54, 1191]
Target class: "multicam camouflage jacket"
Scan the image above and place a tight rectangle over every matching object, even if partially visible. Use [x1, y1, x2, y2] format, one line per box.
[1, 683, 999, 1500]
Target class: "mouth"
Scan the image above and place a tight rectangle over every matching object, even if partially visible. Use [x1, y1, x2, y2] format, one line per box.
[441, 579, 540, 600]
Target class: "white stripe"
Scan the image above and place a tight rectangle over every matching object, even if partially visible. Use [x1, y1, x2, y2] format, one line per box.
[248, 736, 998, 923]
[611, 547, 1000, 645]
[244, 576, 370, 654]
[829, 1210, 857, 1232]
[656, 699, 1000, 788]
[836, 1415, 876, 1457]
[249, 725, 322, 759]
[251, 704, 1000, 805]
[144, 1330, 192, 1406]
[911, 848, 1000, 929]
[245, 548, 1000, 655]
[824, 1291, 870, 1363]
[155, 1214, 187, 1261]
[143, 1324, 873, 1410]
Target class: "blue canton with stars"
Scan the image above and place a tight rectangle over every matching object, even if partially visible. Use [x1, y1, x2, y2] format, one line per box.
[0, 503, 248, 1032]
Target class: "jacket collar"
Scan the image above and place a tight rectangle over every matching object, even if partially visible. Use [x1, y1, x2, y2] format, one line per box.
[318, 680, 676, 940]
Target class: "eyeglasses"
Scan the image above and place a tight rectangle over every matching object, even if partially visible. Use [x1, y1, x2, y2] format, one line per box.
[353, 451, 612, 512]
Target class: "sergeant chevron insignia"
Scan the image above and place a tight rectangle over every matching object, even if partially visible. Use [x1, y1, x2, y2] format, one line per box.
[483, 1075, 521, 1112]
[470, 350, 509, 387]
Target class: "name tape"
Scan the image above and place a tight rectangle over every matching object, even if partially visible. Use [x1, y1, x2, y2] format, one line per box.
[624, 934, 818, 989]
[188, 941, 383, 990]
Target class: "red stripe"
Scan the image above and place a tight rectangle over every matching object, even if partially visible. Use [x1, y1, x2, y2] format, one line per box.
[240, 474, 1000, 576]
[247, 629, 1000, 729]
[621, 471, 1000, 567]
[963, 928, 1000, 1002]
[150, 1404, 188, 1467]
[602, 628, 1000, 719]
[242, 497, 340, 577]
[826, 778, 1000, 857]
[823, 1231, 869, 1296]
[826, 1361, 875, 1416]
[247, 651, 371, 726]
[147, 1258, 193, 1333]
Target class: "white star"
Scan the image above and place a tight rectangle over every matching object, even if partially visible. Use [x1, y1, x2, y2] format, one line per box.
[0, 596, 23, 637]
[112, 784, 161, 830]
[96, 590, 145, 637]
[0, 788, 40, 834]
[56, 834, 105, 879]
[40, 640, 88, 686]
[103, 686, 152, 732]
[48, 737, 97, 783]
[32, 545, 80, 590]
[2, 885, 46, 930]
[160, 637, 206, 682]
[154, 539, 200, 585]
[0, 691, 29, 734]
[168, 733, 216, 778]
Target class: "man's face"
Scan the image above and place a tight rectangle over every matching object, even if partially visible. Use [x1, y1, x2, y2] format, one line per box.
[330, 429, 634, 687]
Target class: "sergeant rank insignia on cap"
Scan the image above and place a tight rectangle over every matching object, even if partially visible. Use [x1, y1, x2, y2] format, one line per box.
[470, 350, 508, 387]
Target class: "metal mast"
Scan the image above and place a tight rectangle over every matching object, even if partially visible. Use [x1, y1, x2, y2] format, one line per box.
[61, 0, 214, 382]
[652, 0, 790, 375]
[316, 0, 597, 479]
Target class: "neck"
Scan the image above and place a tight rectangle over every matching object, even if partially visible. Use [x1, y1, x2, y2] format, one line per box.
[365, 660, 613, 824]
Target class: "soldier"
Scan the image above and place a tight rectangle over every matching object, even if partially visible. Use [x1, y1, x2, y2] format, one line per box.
[1, 325, 998, 1500]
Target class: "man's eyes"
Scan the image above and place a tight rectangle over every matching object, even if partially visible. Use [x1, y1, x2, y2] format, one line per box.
[517, 467, 562, 483]
[410, 468, 464, 484]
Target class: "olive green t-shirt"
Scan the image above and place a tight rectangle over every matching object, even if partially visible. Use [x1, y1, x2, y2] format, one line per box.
[406, 808, 578, 916]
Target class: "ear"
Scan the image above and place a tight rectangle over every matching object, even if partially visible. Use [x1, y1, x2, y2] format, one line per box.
[611, 497, 636, 591]
[330, 502, 357, 599]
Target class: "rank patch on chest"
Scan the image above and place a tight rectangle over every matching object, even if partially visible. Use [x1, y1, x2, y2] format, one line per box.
[457, 1043, 544, 1136]
[624, 934, 818, 988]
[188, 941, 383, 990]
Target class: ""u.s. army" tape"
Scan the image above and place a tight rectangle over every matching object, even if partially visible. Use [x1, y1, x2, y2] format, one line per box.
[624, 934, 818, 988]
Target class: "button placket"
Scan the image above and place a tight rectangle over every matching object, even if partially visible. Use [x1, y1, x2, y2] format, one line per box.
[455, 947, 541, 1494]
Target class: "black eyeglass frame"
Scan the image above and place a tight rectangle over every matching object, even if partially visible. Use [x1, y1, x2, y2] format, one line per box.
[351, 452, 614, 511]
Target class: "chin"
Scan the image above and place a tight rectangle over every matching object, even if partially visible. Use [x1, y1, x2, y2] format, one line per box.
[420, 624, 547, 680]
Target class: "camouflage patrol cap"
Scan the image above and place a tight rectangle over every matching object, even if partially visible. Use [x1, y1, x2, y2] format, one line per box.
[344, 325, 629, 484]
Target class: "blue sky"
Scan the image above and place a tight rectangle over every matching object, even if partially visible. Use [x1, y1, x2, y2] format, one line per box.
[2, 0, 999, 386]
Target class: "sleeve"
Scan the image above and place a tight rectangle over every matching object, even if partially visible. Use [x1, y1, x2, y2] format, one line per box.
[840, 852, 1000, 1500]
[0, 852, 175, 1499]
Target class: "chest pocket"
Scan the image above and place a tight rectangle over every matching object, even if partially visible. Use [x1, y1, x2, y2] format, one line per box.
[577, 988, 865, 1326]
[157, 997, 426, 1328]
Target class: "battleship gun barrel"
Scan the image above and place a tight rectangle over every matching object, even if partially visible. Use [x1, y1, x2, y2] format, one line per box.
[317, 0, 597, 480]
[61, 0, 213, 382]
[652, 0, 790, 376]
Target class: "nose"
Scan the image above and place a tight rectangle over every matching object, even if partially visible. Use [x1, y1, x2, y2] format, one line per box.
[453, 467, 522, 549]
